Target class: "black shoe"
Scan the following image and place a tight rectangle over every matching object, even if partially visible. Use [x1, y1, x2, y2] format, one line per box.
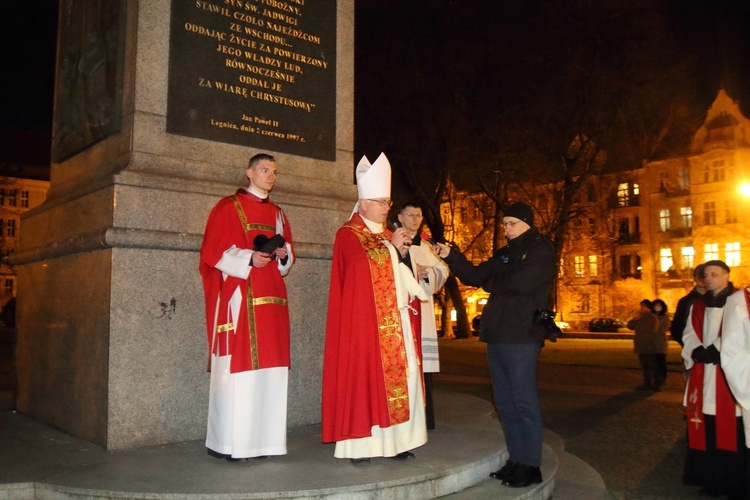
[490, 461, 518, 480]
[207, 448, 242, 462]
[501, 464, 542, 488]
[350, 458, 371, 465]
[390, 451, 415, 460]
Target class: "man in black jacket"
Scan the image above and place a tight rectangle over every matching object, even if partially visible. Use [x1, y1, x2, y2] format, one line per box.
[670, 264, 706, 346]
[436, 201, 556, 488]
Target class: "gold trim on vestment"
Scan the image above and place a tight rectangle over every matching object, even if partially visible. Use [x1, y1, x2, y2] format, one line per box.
[232, 195, 261, 370]
[231, 196, 275, 232]
[253, 296, 287, 306]
[216, 322, 233, 333]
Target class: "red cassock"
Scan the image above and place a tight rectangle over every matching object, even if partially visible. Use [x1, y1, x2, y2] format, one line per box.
[199, 189, 294, 373]
[322, 214, 411, 443]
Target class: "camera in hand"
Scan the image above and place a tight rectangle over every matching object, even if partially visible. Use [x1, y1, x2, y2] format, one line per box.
[253, 234, 286, 260]
[533, 308, 563, 342]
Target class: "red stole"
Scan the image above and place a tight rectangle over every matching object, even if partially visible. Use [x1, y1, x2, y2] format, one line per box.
[686, 299, 738, 451]
[408, 295, 426, 407]
[345, 219, 411, 425]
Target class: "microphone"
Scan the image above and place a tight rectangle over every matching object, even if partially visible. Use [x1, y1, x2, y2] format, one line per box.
[421, 231, 437, 246]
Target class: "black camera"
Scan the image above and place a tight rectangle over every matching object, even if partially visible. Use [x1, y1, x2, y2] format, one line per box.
[533, 308, 563, 343]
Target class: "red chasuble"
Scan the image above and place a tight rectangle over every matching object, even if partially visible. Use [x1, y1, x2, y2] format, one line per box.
[199, 189, 294, 373]
[322, 214, 411, 443]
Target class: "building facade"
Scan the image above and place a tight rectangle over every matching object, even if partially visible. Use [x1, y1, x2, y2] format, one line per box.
[0, 173, 49, 305]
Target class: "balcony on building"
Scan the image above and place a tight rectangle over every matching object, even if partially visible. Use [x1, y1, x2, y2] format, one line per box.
[617, 232, 642, 245]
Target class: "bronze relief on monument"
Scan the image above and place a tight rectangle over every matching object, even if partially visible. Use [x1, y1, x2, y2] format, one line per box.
[51, 0, 127, 163]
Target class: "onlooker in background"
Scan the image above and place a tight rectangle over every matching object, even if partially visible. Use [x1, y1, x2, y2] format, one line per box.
[396, 202, 449, 431]
[720, 283, 750, 499]
[681, 260, 744, 497]
[651, 299, 671, 386]
[628, 299, 660, 391]
[670, 264, 706, 346]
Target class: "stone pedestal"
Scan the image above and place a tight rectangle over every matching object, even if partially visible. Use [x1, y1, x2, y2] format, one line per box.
[12, 0, 355, 449]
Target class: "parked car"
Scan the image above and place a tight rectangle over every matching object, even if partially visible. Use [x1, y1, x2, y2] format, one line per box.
[555, 320, 571, 331]
[588, 317, 626, 332]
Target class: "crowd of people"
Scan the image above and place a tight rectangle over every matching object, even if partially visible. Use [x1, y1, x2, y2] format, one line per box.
[197, 151, 750, 497]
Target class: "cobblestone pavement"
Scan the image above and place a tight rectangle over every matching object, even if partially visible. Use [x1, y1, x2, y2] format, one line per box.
[435, 338, 707, 499]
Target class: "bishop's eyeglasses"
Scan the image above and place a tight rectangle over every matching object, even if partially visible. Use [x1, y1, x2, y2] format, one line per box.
[367, 199, 394, 207]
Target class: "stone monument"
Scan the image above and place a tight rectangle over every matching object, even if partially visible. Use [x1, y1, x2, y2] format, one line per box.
[12, 0, 355, 449]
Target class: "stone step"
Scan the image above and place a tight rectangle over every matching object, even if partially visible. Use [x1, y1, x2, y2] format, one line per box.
[0, 391, 568, 499]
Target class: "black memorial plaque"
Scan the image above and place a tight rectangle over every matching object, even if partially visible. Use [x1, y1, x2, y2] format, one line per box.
[167, 0, 336, 161]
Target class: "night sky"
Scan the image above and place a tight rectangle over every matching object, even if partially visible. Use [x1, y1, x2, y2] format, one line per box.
[1, 1, 749, 168]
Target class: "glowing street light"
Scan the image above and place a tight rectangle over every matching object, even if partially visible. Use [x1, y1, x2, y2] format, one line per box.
[740, 183, 750, 197]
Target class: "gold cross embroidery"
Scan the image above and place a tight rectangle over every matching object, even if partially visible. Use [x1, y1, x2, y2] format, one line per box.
[388, 388, 408, 409]
[367, 246, 389, 265]
[689, 412, 703, 430]
[379, 314, 399, 338]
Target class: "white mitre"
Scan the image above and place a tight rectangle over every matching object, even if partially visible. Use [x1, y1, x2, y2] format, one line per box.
[352, 153, 391, 217]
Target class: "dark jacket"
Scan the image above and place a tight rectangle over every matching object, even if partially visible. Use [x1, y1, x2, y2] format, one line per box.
[445, 226, 556, 344]
[628, 310, 659, 354]
[669, 288, 704, 345]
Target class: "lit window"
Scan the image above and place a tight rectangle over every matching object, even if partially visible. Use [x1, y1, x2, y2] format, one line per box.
[726, 242, 741, 267]
[588, 255, 598, 277]
[725, 199, 738, 223]
[617, 183, 639, 207]
[704, 202, 716, 225]
[659, 248, 673, 272]
[705, 243, 719, 261]
[681, 246, 694, 270]
[617, 183, 629, 206]
[659, 209, 670, 231]
[680, 207, 692, 227]
[574, 256, 585, 277]
[558, 258, 564, 278]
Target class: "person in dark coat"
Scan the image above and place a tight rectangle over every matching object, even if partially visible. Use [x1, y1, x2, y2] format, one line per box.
[651, 299, 671, 386]
[670, 264, 706, 346]
[436, 201, 556, 488]
[628, 299, 661, 391]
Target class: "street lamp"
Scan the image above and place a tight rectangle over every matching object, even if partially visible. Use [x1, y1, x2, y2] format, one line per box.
[739, 183, 750, 197]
